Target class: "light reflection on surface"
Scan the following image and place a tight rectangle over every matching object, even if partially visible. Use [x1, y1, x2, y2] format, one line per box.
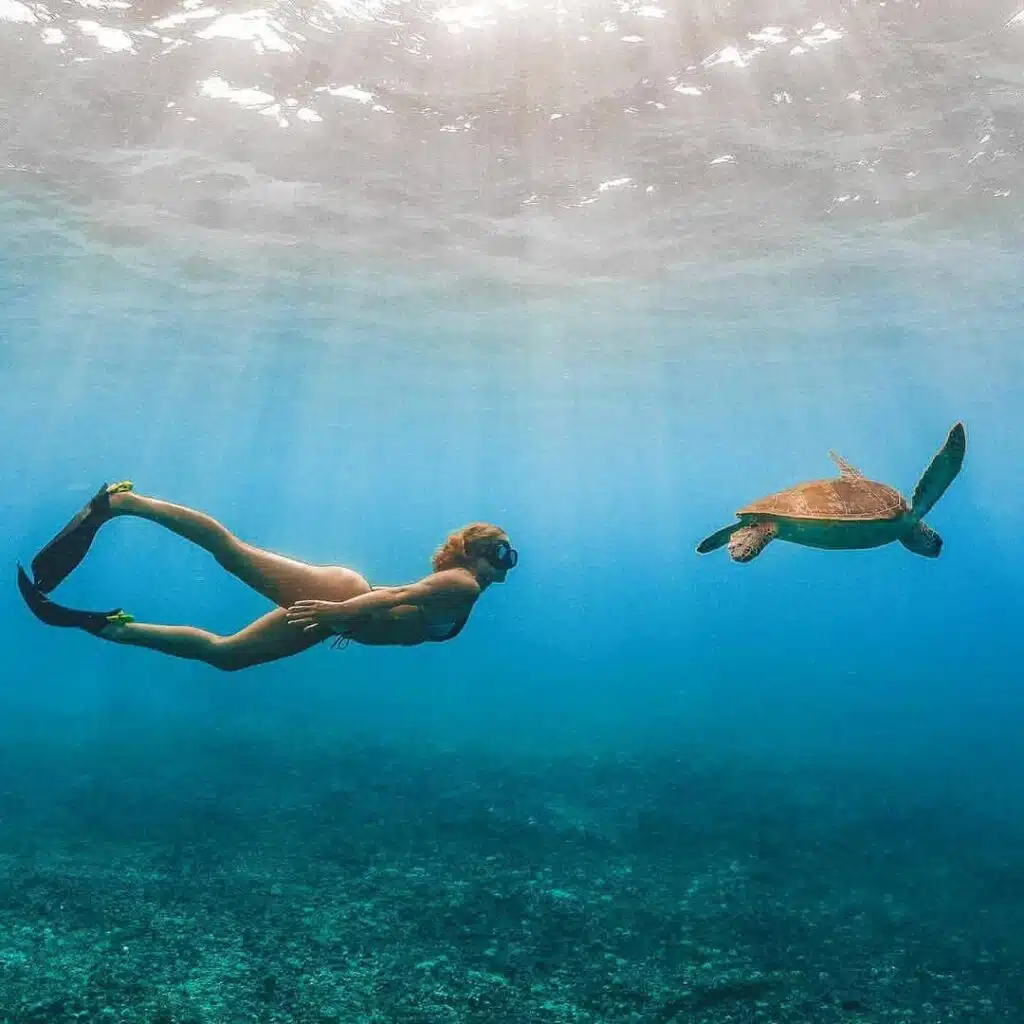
[0, 0, 1021, 290]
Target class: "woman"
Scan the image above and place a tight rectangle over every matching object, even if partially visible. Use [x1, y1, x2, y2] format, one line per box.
[17, 481, 517, 671]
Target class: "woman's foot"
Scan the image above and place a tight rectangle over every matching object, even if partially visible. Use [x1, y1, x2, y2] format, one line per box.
[30, 481, 133, 592]
[98, 612, 135, 640]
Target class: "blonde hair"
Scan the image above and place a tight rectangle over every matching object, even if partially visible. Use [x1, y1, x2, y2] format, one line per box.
[432, 522, 508, 572]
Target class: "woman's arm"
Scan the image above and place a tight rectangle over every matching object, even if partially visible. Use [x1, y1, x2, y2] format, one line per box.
[285, 570, 480, 634]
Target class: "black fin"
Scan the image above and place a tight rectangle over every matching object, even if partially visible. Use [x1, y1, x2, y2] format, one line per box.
[30, 484, 115, 593]
[17, 564, 125, 635]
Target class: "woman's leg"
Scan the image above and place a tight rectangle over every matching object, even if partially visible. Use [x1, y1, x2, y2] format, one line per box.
[102, 607, 330, 671]
[108, 490, 369, 608]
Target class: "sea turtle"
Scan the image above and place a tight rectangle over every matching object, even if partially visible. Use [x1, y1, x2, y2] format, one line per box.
[696, 422, 966, 563]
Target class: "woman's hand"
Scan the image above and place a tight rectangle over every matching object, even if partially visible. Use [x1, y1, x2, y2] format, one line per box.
[286, 600, 350, 634]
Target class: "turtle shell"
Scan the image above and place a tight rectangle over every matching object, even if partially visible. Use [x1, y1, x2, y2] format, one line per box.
[738, 478, 907, 521]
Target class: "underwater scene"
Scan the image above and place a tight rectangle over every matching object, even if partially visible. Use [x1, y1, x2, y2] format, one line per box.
[3, 0, 1024, 1020]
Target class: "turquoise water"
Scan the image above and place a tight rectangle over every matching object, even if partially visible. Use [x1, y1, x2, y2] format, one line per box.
[3, 0, 1024, 1019]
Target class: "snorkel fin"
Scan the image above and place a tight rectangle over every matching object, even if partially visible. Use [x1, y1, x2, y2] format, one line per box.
[31, 481, 133, 593]
[17, 564, 132, 636]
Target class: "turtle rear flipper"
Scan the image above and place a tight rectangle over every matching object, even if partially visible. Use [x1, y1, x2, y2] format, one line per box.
[910, 423, 965, 520]
[900, 522, 942, 558]
[696, 523, 741, 554]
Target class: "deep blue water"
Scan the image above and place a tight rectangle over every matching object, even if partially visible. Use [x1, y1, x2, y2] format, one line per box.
[2, 0, 1024, 1019]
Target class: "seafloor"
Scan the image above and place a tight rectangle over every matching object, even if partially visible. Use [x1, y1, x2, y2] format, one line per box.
[0, 727, 1020, 1023]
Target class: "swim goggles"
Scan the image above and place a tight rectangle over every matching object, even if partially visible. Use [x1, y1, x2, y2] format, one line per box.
[474, 539, 518, 571]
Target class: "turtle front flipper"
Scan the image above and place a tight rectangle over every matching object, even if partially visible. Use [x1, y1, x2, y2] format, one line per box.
[696, 523, 741, 554]
[727, 522, 777, 563]
[910, 422, 966, 520]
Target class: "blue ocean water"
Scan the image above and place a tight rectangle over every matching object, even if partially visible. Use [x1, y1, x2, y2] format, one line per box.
[2, 0, 1024, 1019]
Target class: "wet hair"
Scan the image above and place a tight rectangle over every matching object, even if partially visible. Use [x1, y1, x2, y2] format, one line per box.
[432, 522, 508, 572]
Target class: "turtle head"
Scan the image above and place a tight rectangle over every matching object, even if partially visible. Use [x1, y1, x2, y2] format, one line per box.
[901, 521, 942, 558]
